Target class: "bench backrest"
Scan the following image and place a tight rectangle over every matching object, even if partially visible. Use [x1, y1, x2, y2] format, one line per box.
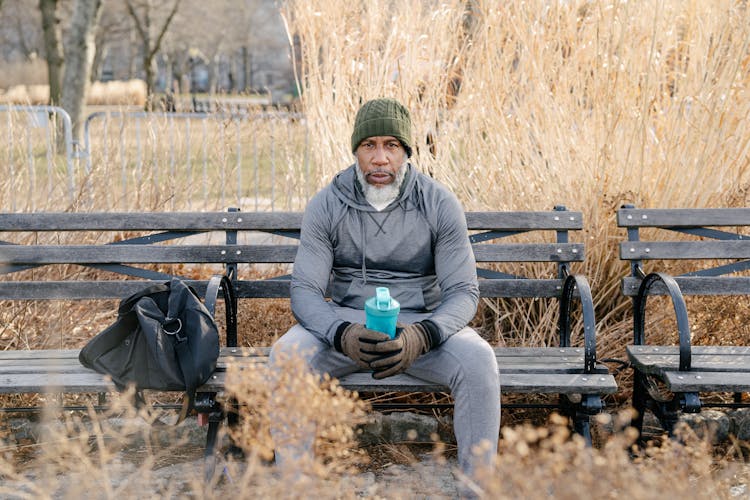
[0, 206, 584, 301]
[617, 206, 750, 296]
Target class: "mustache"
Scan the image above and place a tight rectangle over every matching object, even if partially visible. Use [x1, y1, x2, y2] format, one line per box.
[365, 170, 395, 178]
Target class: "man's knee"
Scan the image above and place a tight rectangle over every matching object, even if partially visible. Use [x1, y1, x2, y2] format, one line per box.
[270, 324, 319, 365]
[445, 330, 499, 385]
[466, 343, 498, 382]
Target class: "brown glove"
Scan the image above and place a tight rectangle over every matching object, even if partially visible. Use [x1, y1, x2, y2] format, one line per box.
[368, 323, 431, 379]
[335, 323, 391, 369]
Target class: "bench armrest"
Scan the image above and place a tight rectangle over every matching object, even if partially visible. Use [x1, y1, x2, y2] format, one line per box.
[634, 272, 691, 370]
[559, 274, 597, 373]
[205, 274, 238, 347]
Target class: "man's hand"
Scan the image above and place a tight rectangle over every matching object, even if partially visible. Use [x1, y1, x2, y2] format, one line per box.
[336, 323, 391, 369]
[368, 323, 431, 379]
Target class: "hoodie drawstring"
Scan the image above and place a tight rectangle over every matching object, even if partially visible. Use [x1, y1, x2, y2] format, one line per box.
[360, 213, 367, 284]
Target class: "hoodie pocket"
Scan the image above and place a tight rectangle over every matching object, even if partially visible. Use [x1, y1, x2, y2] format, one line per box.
[337, 279, 426, 312]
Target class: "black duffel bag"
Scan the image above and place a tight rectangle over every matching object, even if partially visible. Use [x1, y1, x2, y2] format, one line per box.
[79, 277, 220, 419]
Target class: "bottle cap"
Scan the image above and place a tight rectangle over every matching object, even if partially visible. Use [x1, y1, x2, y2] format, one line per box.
[375, 287, 391, 310]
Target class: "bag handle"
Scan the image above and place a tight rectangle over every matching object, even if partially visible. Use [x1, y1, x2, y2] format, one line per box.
[166, 278, 204, 423]
[173, 338, 198, 424]
[118, 283, 170, 315]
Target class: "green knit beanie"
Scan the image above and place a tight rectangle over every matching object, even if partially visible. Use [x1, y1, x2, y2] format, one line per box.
[351, 98, 413, 157]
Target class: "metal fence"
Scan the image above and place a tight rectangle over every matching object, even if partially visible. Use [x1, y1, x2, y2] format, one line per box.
[0, 105, 311, 212]
[0, 105, 78, 211]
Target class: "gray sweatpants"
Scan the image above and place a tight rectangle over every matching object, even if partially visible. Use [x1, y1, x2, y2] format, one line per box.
[269, 308, 501, 474]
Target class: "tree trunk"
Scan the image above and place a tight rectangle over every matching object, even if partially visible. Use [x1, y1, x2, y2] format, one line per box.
[39, 0, 64, 106]
[143, 52, 155, 108]
[90, 36, 107, 83]
[60, 0, 103, 141]
[126, 0, 182, 110]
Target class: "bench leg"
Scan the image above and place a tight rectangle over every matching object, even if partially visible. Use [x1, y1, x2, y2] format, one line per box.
[631, 372, 648, 439]
[631, 372, 702, 440]
[652, 393, 700, 441]
[204, 415, 222, 481]
[561, 394, 603, 446]
[195, 392, 224, 481]
[224, 396, 244, 459]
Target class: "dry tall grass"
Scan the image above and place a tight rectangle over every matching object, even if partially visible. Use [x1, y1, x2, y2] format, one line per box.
[282, 0, 750, 362]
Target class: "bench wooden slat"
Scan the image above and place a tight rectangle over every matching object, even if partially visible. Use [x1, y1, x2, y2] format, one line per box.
[1, 355, 601, 368]
[217, 346, 596, 358]
[0, 245, 300, 264]
[0, 280, 290, 300]
[0, 278, 572, 300]
[0, 243, 583, 265]
[0, 370, 617, 395]
[0, 356, 610, 373]
[341, 372, 616, 394]
[0, 372, 114, 393]
[465, 211, 583, 230]
[473, 243, 583, 262]
[629, 345, 750, 355]
[0, 211, 582, 232]
[0, 281, 212, 300]
[201, 371, 616, 394]
[243, 278, 573, 300]
[619, 241, 750, 260]
[618, 208, 750, 228]
[0, 361, 610, 375]
[0, 347, 597, 361]
[0, 349, 83, 360]
[664, 371, 750, 392]
[0, 212, 304, 231]
[628, 353, 750, 376]
[621, 277, 750, 296]
[478, 279, 565, 298]
[0, 347, 606, 368]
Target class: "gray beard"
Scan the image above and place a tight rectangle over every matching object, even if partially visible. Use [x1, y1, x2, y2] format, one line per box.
[355, 160, 408, 210]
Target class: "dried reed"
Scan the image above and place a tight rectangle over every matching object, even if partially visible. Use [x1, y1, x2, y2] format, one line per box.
[282, 0, 750, 359]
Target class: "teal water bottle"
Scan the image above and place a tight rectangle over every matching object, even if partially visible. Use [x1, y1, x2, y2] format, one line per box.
[364, 287, 400, 339]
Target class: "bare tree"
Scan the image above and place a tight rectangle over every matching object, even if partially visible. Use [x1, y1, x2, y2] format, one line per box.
[1, 0, 44, 62]
[39, 0, 63, 105]
[125, 0, 181, 109]
[90, 3, 132, 82]
[163, 0, 286, 95]
[60, 0, 103, 140]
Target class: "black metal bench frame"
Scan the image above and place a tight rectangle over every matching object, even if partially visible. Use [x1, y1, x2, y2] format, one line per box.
[618, 205, 750, 437]
[0, 206, 616, 467]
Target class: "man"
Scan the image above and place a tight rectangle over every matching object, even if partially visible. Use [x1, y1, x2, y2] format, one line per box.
[270, 97, 500, 475]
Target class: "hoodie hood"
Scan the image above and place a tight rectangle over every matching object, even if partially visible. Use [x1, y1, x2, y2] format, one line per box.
[331, 163, 418, 211]
[329, 162, 421, 286]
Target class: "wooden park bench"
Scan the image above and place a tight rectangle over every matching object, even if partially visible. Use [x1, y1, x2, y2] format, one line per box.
[618, 205, 750, 437]
[0, 207, 616, 467]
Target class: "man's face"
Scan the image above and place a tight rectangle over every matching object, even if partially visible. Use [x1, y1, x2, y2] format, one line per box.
[354, 136, 407, 187]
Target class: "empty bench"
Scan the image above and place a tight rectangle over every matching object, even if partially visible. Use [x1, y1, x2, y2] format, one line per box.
[618, 205, 750, 437]
[0, 207, 616, 460]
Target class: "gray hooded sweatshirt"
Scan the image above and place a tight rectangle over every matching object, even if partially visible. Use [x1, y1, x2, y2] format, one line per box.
[290, 163, 479, 347]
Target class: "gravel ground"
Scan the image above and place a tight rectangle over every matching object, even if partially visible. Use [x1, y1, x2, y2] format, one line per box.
[5, 411, 750, 499]
[0, 415, 466, 499]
